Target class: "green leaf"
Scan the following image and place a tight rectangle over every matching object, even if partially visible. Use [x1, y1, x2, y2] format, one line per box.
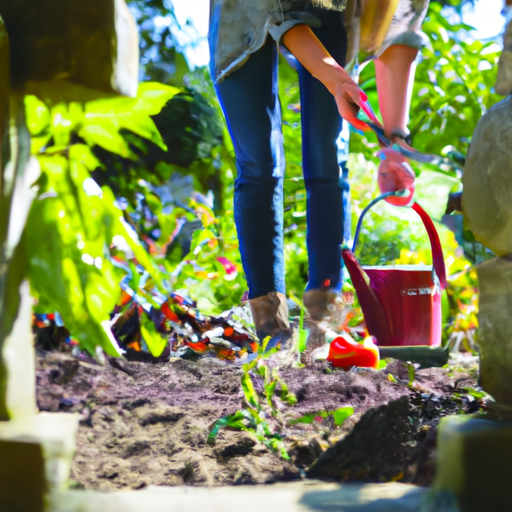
[241, 371, 260, 410]
[207, 410, 251, 443]
[377, 360, 388, 370]
[263, 437, 290, 460]
[82, 82, 180, 153]
[333, 406, 354, 426]
[25, 151, 128, 357]
[79, 123, 131, 157]
[261, 335, 272, 352]
[135, 82, 181, 114]
[462, 387, 490, 400]
[287, 413, 317, 425]
[297, 303, 307, 353]
[407, 363, 416, 387]
[139, 312, 168, 358]
[277, 373, 298, 406]
[265, 381, 277, 410]
[25, 95, 50, 135]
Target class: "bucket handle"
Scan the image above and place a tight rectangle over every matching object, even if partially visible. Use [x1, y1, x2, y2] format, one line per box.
[351, 193, 447, 290]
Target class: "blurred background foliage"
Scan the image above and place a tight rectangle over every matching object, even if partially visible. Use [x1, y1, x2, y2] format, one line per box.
[26, 0, 495, 356]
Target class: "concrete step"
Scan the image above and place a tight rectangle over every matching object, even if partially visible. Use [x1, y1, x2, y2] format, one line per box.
[50, 481, 429, 512]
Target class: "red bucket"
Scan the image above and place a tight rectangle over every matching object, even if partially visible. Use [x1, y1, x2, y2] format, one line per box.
[342, 200, 447, 347]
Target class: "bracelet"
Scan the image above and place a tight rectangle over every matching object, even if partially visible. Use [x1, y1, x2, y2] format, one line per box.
[390, 128, 412, 145]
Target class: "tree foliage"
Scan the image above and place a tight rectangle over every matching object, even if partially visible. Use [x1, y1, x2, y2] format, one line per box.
[25, 82, 178, 356]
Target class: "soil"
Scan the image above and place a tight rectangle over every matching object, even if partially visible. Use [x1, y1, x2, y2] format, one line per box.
[35, 349, 482, 491]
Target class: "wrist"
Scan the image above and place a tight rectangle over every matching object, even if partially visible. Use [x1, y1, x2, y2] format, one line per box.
[389, 128, 411, 145]
[319, 60, 352, 95]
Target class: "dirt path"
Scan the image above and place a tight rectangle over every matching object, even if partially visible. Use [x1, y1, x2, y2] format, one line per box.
[35, 350, 481, 491]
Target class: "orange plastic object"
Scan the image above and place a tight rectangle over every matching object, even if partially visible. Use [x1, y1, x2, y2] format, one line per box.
[327, 334, 380, 369]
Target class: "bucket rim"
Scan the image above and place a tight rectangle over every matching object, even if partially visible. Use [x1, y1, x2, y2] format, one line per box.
[361, 264, 433, 271]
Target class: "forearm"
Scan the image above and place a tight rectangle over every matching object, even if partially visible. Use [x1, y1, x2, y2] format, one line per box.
[282, 24, 352, 95]
[282, 24, 366, 129]
[375, 44, 418, 137]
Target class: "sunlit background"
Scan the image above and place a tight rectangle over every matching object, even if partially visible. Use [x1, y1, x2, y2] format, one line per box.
[170, 0, 505, 69]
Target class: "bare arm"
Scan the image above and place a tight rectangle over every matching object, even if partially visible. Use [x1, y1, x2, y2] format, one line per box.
[375, 44, 419, 140]
[282, 25, 367, 131]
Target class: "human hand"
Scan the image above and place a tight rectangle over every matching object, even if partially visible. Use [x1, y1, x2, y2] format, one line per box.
[331, 79, 368, 132]
[377, 148, 415, 206]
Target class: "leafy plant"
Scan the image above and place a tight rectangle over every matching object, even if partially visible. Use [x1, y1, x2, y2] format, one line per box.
[208, 347, 298, 459]
[24, 81, 178, 356]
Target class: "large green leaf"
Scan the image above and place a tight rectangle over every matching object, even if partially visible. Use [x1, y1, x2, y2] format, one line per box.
[26, 194, 122, 356]
[79, 122, 131, 157]
[26, 151, 127, 356]
[25, 81, 180, 158]
[82, 82, 180, 152]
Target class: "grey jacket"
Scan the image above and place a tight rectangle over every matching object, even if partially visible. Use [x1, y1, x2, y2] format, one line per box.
[209, 0, 346, 84]
[209, 0, 428, 84]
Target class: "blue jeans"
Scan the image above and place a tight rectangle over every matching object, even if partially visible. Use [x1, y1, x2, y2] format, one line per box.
[213, 12, 349, 300]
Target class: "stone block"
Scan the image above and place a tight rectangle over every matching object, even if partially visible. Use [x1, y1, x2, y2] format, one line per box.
[477, 257, 512, 404]
[50, 482, 427, 512]
[0, 413, 80, 493]
[434, 415, 512, 512]
[462, 95, 512, 257]
[0, 438, 46, 512]
[0, 0, 138, 96]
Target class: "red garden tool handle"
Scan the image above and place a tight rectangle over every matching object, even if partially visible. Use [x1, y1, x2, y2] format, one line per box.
[351, 194, 447, 290]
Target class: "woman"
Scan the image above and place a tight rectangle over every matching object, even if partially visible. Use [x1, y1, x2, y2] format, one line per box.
[208, 0, 429, 342]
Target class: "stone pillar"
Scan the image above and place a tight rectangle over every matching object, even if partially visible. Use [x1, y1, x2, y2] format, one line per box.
[0, 2, 139, 509]
[0, 22, 38, 423]
[433, 77, 512, 512]
[477, 257, 512, 403]
[461, 91, 512, 403]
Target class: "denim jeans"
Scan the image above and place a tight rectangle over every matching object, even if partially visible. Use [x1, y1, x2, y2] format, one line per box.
[213, 11, 349, 300]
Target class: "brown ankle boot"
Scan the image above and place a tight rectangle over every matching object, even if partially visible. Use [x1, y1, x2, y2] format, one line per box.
[303, 290, 350, 351]
[249, 291, 291, 342]
[303, 289, 347, 324]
